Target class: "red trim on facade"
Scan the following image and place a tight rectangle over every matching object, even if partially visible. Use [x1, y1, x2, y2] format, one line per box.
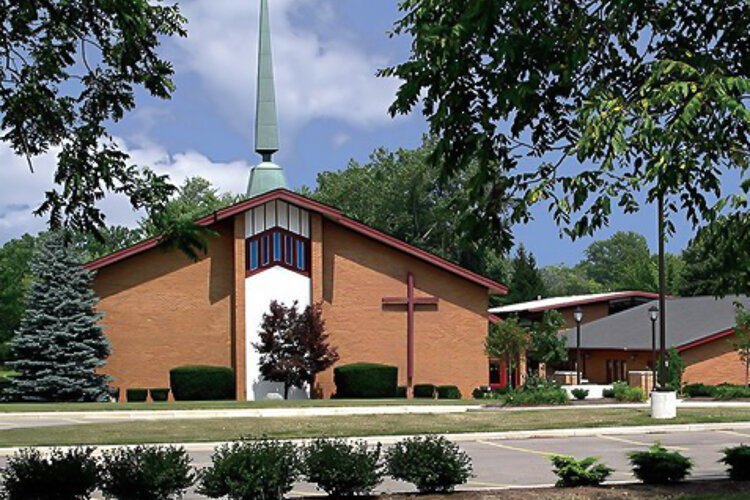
[677, 328, 735, 352]
[85, 189, 507, 294]
[244, 227, 311, 278]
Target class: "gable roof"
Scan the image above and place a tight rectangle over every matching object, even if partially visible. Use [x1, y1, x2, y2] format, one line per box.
[561, 295, 750, 351]
[85, 189, 508, 295]
[489, 291, 660, 315]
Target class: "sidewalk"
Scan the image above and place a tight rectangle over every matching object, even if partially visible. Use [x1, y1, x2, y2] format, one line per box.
[3, 399, 750, 421]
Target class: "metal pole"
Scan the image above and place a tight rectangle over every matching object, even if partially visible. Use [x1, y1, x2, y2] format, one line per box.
[651, 318, 657, 391]
[658, 191, 667, 387]
[576, 322, 581, 385]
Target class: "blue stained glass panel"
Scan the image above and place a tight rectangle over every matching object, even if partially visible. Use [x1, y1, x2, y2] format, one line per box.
[285, 235, 293, 265]
[273, 232, 281, 261]
[296, 240, 305, 270]
[250, 240, 259, 270]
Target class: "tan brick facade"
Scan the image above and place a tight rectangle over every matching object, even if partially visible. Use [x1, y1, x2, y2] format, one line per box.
[682, 333, 747, 386]
[92, 205, 494, 400]
[316, 220, 489, 399]
[94, 221, 235, 398]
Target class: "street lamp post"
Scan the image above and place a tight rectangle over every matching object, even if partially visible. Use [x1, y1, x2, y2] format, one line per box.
[574, 307, 584, 385]
[649, 306, 659, 391]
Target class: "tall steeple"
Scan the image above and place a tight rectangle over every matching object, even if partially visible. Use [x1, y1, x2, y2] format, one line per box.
[247, 0, 287, 197]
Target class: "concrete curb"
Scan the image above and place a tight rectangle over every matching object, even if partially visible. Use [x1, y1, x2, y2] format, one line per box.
[2, 420, 749, 456]
[0, 405, 481, 421]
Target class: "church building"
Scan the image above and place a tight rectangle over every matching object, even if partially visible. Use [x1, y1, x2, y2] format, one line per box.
[86, 0, 507, 401]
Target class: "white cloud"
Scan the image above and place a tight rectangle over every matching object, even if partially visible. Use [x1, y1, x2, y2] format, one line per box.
[171, 0, 400, 134]
[0, 140, 251, 244]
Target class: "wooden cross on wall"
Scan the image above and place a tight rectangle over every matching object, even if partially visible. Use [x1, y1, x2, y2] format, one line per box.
[382, 272, 439, 387]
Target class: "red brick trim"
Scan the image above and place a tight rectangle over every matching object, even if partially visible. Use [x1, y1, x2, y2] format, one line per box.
[85, 189, 507, 294]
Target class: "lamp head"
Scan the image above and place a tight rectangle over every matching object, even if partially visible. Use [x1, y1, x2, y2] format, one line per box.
[649, 305, 659, 322]
[573, 306, 584, 324]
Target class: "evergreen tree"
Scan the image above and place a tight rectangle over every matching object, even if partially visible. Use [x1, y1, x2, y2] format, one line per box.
[7, 234, 110, 402]
[506, 246, 547, 304]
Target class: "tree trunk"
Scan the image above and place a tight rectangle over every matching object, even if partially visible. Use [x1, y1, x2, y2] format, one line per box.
[745, 358, 749, 389]
[284, 382, 290, 400]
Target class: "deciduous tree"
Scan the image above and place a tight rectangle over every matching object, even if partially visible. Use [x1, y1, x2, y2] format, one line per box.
[1, 0, 187, 235]
[731, 304, 750, 388]
[382, 0, 750, 248]
[255, 301, 339, 399]
[485, 316, 529, 388]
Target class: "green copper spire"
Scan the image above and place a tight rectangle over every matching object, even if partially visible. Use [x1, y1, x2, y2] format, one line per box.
[247, 0, 287, 197]
[255, 0, 279, 159]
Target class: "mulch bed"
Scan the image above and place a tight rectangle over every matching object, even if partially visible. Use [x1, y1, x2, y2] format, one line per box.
[302, 481, 749, 499]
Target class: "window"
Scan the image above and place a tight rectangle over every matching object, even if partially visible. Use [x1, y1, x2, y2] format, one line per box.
[273, 232, 281, 262]
[285, 235, 293, 265]
[249, 240, 259, 271]
[261, 235, 270, 265]
[296, 239, 306, 270]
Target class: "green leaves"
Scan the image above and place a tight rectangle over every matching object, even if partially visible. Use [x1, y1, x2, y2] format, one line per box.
[384, 0, 750, 245]
[1, 0, 186, 235]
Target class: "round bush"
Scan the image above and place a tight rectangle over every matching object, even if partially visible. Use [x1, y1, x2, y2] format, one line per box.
[126, 388, 148, 402]
[100, 445, 194, 500]
[198, 440, 301, 500]
[1, 447, 99, 500]
[571, 388, 589, 400]
[303, 439, 383, 496]
[721, 445, 750, 480]
[149, 388, 170, 402]
[170, 366, 235, 401]
[413, 384, 436, 398]
[386, 435, 472, 493]
[550, 455, 613, 487]
[437, 385, 462, 399]
[628, 443, 692, 484]
[333, 363, 397, 398]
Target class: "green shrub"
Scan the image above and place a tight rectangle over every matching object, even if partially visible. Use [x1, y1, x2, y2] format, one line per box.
[612, 381, 646, 402]
[149, 388, 170, 402]
[602, 388, 615, 398]
[721, 444, 750, 481]
[413, 384, 436, 398]
[472, 386, 489, 399]
[100, 445, 194, 500]
[303, 439, 383, 496]
[126, 388, 148, 402]
[396, 386, 407, 398]
[502, 380, 569, 406]
[683, 383, 716, 398]
[570, 388, 589, 400]
[333, 363, 397, 398]
[713, 384, 750, 400]
[198, 440, 301, 500]
[437, 385, 462, 399]
[550, 455, 613, 487]
[170, 366, 235, 401]
[1, 447, 99, 500]
[628, 443, 692, 484]
[385, 435, 472, 493]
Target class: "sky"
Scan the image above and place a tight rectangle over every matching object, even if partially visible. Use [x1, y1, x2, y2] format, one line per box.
[0, 0, 712, 266]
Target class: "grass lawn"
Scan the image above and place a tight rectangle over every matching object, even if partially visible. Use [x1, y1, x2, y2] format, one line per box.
[1, 407, 749, 447]
[0, 398, 478, 413]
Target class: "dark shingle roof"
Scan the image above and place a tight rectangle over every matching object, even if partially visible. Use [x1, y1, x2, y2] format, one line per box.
[563, 295, 750, 350]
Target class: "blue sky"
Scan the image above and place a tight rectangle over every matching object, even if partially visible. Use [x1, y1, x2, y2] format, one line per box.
[0, 0, 712, 265]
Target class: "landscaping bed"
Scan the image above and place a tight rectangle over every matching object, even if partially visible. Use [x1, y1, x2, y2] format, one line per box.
[311, 481, 750, 499]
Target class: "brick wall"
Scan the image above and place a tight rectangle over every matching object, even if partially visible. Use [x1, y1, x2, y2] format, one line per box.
[93, 221, 235, 398]
[682, 333, 747, 385]
[316, 220, 490, 398]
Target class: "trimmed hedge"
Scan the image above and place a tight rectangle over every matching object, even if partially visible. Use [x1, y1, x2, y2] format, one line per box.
[127, 388, 148, 402]
[150, 388, 170, 402]
[683, 383, 716, 398]
[333, 363, 397, 398]
[170, 366, 235, 401]
[413, 384, 436, 398]
[437, 385, 461, 399]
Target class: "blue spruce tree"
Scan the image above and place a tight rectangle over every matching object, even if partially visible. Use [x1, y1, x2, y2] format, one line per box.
[7, 233, 110, 401]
